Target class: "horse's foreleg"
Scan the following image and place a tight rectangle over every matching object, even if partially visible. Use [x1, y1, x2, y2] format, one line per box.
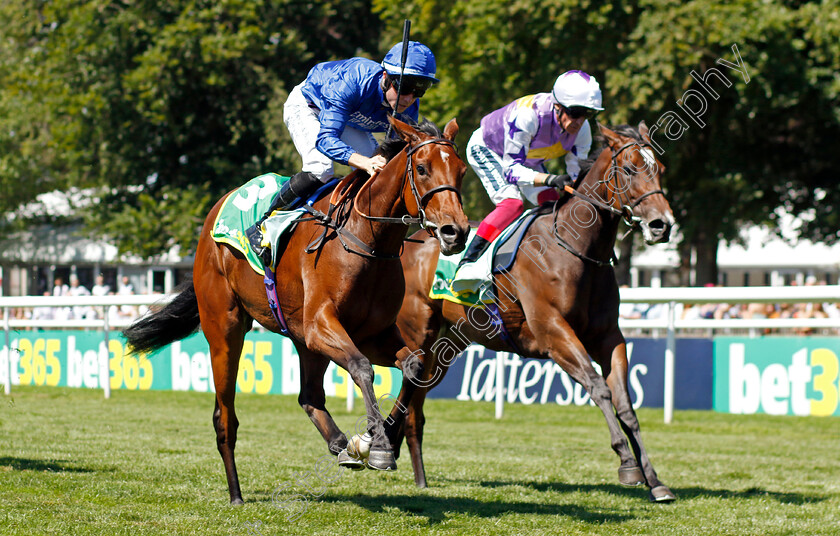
[359, 325, 424, 451]
[304, 308, 395, 471]
[394, 289, 448, 487]
[295, 345, 349, 456]
[601, 340, 675, 502]
[404, 387, 430, 487]
[547, 330, 640, 485]
[402, 322, 461, 488]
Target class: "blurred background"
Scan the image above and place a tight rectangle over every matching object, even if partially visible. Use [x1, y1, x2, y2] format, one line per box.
[1, 0, 838, 294]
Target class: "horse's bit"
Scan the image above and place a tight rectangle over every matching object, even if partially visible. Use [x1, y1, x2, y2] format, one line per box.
[299, 137, 463, 260]
[551, 141, 666, 266]
[355, 137, 463, 231]
[563, 141, 665, 228]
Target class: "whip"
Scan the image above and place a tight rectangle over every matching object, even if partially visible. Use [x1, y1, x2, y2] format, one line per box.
[386, 19, 411, 139]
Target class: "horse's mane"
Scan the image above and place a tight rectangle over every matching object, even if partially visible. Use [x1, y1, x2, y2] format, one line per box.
[577, 123, 642, 180]
[326, 119, 444, 219]
[375, 119, 443, 161]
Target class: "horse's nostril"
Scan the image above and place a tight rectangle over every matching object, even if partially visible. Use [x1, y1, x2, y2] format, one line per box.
[439, 224, 458, 239]
[646, 219, 672, 242]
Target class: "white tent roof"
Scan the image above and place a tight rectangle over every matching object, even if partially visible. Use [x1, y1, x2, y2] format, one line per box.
[1, 189, 190, 266]
[630, 212, 840, 270]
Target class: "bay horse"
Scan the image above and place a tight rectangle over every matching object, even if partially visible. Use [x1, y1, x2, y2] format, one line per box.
[123, 117, 470, 504]
[392, 122, 678, 502]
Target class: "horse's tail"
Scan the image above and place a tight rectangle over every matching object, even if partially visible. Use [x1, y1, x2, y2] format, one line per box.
[123, 281, 201, 355]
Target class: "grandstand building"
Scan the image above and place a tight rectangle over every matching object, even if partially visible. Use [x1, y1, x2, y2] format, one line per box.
[0, 191, 836, 296]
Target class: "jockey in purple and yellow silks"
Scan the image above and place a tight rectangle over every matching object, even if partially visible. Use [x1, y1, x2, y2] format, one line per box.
[457, 70, 604, 270]
[247, 41, 439, 264]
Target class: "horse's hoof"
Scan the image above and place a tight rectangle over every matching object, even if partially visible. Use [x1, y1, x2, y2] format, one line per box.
[337, 448, 366, 471]
[365, 448, 397, 471]
[230, 497, 245, 506]
[649, 485, 677, 502]
[618, 465, 645, 487]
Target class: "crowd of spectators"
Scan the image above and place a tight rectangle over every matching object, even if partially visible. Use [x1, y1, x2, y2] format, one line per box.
[6, 275, 838, 334]
[9, 275, 147, 326]
[621, 298, 836, 322]
[619, 280, 838, 335]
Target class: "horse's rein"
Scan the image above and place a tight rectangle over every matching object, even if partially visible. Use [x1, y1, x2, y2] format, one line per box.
[353, 137, 462, 233]
[549, 141, 666, 265]
[562, 141, 665, 228]
[299, 137, 462, 260]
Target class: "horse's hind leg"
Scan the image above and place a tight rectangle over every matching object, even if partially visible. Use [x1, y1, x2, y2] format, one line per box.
[359, 325, 425, 449]
[403, 386, 430, 487]
[598, 338, 675, 502]
[295, 345, 349, 455]
[396, 324, 460, 488]
[197, 280, 249, 505]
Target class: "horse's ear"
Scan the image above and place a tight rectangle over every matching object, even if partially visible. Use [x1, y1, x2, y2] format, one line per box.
[388, 115, 423, 145]
[443, 118, 459, 141]
[638, 120, 650, 142]
[599, 124, 623, 147]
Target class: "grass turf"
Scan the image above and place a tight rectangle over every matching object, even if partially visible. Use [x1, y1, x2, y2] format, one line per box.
[0, 385, 838, 535]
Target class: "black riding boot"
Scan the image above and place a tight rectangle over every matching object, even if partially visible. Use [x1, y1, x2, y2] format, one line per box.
[246, 171, 321, 265]
[455, 235, 492, 273]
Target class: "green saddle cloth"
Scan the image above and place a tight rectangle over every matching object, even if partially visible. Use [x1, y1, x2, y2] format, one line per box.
[428, 210, 532, 306]
[429, 229, 496, 307]
[211, 173, 303, 275]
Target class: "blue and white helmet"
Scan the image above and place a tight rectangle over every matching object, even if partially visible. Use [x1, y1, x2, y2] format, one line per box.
[381, 41, 439, 83]
[551, 70, 604, 111]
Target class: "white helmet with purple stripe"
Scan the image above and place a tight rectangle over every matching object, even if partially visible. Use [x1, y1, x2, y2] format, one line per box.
[552, 70, 604, 111]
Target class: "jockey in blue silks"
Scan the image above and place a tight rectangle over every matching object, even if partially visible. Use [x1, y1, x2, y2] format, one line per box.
[247, 41, 439, 263]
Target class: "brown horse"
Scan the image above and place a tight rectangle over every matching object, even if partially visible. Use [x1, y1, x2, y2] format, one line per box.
[393, 122, 678, 502]
[123, 117, 470, 504]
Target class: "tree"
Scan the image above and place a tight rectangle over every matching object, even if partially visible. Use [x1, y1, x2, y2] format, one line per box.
[377, 0, 840, 286]
[4, 0, 839, 278]
[373, 0, 643, 220]
[606, 0, 840, 285]
[0, 0, 379, 258]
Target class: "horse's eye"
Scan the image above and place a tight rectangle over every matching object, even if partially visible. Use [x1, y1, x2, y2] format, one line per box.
[416, 164, 427, 176]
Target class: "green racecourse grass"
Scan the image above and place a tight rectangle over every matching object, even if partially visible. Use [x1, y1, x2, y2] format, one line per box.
[1, 386, 838, 536]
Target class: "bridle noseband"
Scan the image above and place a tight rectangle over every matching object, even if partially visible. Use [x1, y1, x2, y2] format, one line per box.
[563, 141, 665, 228]
[357, 137, 463, 232]
[299, 136, 463, 260]
[551, 140, 666, 266]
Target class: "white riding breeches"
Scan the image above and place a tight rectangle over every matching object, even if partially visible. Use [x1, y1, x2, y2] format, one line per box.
[466, 127, 551, 206]
[283, 83, 378, 181]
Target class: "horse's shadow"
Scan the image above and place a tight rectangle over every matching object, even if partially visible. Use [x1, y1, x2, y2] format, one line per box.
[478, 479, 829, 506]
[250, 476, 828, 524]
[314, 492, 633, 525]
[0, 456, 99, 473]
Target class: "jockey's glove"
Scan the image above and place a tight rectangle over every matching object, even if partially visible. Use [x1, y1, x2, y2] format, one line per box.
[545, 174, 572, 189]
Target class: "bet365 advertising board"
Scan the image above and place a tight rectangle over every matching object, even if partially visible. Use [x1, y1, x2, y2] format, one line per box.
[0, 330, 402, 400]
[714, 337, 840, 417]
[2, 330, 838, 417]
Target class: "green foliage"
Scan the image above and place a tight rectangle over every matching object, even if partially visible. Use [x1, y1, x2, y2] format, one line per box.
[375, 0, 840, 284]
[607, 0, 840, 281]
[83, 184, 211, 259]
[374, 0, 642, 220]
[1, 0, 839, 276]
[0, 0, 379, 256]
